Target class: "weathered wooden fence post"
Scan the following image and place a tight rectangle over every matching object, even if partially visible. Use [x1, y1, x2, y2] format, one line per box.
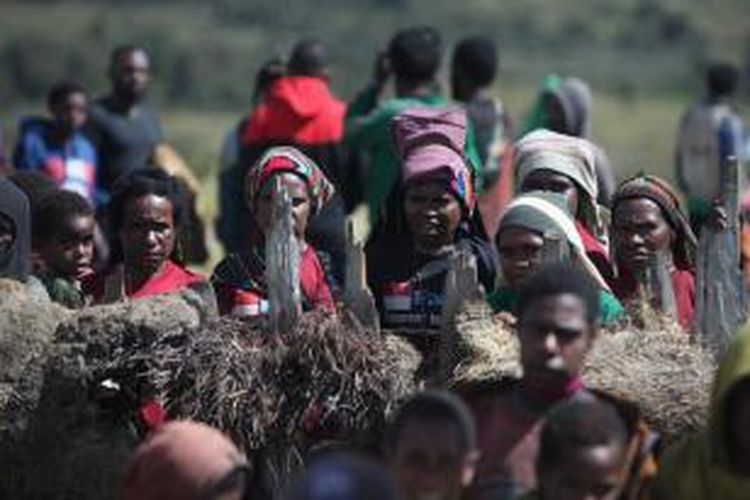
[695, 155, 748, 355]
[343, 219, 380, 332]
[266, 178, 301, 334]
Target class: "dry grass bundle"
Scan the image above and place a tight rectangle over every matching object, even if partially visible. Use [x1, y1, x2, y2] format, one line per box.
[441, 300, 520, 387]
[167, 311, 420, 493]
[584, 320, 715, 443]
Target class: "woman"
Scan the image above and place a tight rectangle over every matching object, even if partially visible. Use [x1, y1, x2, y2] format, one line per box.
[515, 128, 615, 285]
[611, 174, 697, 331]
[87, 168, 205, 302]
[211, 146, 335, 316]
[367, 107, 495, 330]
[122, 420, 249, 500]
[488, 191, 624, 326]
[519, 75, 616, 205]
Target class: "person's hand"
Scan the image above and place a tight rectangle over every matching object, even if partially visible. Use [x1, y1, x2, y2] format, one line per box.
[707, 199, 729, 231]
[372, 50, 391, 89]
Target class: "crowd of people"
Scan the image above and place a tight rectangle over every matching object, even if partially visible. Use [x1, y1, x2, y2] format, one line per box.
[1, 23, 750, 500]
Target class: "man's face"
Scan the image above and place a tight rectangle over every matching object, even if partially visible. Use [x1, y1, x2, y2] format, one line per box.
[518, 293, 595, 388]
[112, 49, 150, 101]
[119, 194, 175, 277]
[520, 170, 580, 217]
[539, 443, 626, 500]
[51, 91, 88, 135]
[39, 214, 95, 281]
[253, 173, 311, 240]
[496, 226, 545, 288]
[613, 197, 673, 273]
[404, 181, 462, 254]
[391, 420, 476, 500]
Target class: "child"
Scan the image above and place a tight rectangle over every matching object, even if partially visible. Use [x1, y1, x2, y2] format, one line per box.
[531, 398, 630, 500]
[386, 390, 479, 500]
[33, 190, 95, 308]
[13, 80, 99, 205]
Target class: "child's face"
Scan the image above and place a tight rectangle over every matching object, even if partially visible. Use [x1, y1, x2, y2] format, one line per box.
[40, 214, 95, 280]
[391, 420, 476, 500]
[518, 293, 595, 389]
[540, 443, 626, 500]
[52, 91, 88, 135]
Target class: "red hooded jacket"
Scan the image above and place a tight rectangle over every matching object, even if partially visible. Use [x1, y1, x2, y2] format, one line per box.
[242, 76, 345, 145]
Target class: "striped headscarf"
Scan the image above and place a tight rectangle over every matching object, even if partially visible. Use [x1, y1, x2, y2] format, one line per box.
[612, 174, 697, 271]
[244, 146, 335, 215]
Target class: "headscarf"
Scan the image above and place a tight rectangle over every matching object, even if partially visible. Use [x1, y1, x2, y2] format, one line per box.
[245, 146, 335, 215]
[549, 77, 593, 138]
[612, 174, 697, 271]
[497, 191, 610, 290]
[653, 325, 750, 500]
[122, 421, 248, 500]
[0, 178, 31, 281]
[518, 74, 563, 137]
[515, 129, 603, 236]
[392, 107, 475, 213]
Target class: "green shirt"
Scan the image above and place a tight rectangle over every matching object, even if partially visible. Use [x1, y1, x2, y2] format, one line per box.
[345, 85, 481, 229]
[486, 286, 626, 327]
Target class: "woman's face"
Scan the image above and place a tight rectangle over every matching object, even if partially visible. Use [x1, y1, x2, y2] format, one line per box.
[119, 194, 175, 277]
[520, 169, 580, 217]
[496, 226, 545, 288]
[254, 172, 311, 240]
[404, 181, 462, 254]
[613, 197, 673, 272]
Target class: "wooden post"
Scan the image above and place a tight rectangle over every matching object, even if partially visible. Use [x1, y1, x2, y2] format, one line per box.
[343, 219, 380, 332]
[265, 178, 301, 334]
[695, 155, 748, 355]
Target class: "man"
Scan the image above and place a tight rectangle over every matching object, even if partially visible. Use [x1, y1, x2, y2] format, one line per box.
[238, 39, 347, 283]
[386, 391, 480, 500]
[451, 36, 514, 238]
[345, 26, 480, 240]
[451, 36, 510, 181]
[464, 263, 654, 499]
[88, 45, 164, 199]
[676, 62, 747, 233]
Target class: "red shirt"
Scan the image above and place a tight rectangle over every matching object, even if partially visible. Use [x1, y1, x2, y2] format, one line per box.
[215, 245, 334, 316]
[87, 260, 204, 303]
[575, 221, 615, 287]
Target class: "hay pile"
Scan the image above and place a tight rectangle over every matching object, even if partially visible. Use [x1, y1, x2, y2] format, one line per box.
[585, 321, 715, 442]
[167, 312, 420, 493]
[0, 286, 420, 499]
[2, 290, 211, 500]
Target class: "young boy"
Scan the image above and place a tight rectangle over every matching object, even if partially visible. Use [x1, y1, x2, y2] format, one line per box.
[531, 398, 630, 500]
[33, 190, 95, 308]
[386, 390, 480, 500]
[13, 80, 98, 204]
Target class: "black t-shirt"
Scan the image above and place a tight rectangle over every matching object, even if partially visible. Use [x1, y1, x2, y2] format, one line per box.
[88, 97, 164, 194]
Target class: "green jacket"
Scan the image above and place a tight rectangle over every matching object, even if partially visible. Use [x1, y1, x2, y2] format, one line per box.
[345, 85, 481, 229]
[486, 286, 625, 327]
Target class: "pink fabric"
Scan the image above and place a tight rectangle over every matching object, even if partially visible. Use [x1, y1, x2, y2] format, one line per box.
[122, 421, 246, 500]
[392, 107, 475, 210]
